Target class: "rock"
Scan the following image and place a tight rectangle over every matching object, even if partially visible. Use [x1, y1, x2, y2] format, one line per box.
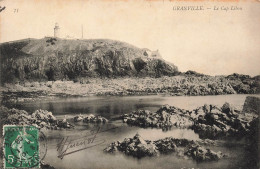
[81, 114, 108, 123]
[105, 134, 226, 161]
[185, 144, 224, 162]
[221, 102, 234, 117]
[203, 104, 211, 113]
[105, 133, 158, 158]
[242, 96, 260, 115]
[74, 115, 84, 122]
[1, 106, 72, 130]
[121, 105, 192, 130]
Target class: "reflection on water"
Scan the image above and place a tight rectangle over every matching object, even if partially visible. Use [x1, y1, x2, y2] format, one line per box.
[13, 94, 253, 117]
[7, 94, 257, 169]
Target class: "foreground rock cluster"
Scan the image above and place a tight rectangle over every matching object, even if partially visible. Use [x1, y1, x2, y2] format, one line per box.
[0, 106, 73, 129]
[104, 133, 226, 161]
[73, 114, 108, 123]
[122, 99, 258, 139]
[191, 102, 257, 139]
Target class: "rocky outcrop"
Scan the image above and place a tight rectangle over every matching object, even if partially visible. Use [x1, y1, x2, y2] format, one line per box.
[242, 96, 260, 115]
[121, 103, 258, 139]
[104, 134, 226, 161]
[226, 73, 260, 94]
[122, 105, 193, 130]
[0, 106, 73, 129]
[0, 38, 178, 84]
[190, 103, 257, 139]
[104, 133, 158, 158]
[73, 114, 108, 123]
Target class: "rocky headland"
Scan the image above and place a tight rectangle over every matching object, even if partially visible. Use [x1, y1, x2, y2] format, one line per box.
[0, 38, 259, 104]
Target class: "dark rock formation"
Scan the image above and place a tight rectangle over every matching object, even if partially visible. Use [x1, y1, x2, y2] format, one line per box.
[242, 96, 260, 115]
[191, 103, 257, 139]
[122, 105, 193, 130]
[0, 38, 178, 84]
[73, 114, 108, 123]
[104, 134, 226, 161]
[0, 106, 73, 129]
[226, 73, 260, 94]
[122, 103, 258, 139]
[104, 133, 158, 158]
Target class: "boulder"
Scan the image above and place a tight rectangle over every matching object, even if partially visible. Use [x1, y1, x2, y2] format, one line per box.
[74, 115, 84, 122]
[242, 96, 260, 115]
[105, 134, 226, 161]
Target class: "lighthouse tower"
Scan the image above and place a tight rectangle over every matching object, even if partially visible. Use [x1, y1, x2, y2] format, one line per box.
[54, 23, 60, 38]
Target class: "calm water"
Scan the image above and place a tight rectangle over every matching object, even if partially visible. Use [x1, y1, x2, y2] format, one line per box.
[5, 94, 258, 169]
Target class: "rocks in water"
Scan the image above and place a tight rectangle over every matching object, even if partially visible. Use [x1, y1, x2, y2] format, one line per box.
[185, 144, 225, 162]
[73, 114, 108, 123]
[191, 103, 257, 139]
[104, 133, 158, 158]
[104, 134, 226, 162]
[0, 106, 73, 129]
[74, 114, 84, 122]
[122, 105, 193, 130]
[121, 102, 258, 139]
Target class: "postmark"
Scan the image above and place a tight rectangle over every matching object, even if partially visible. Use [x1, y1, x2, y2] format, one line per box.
[3, 125, 47, 168]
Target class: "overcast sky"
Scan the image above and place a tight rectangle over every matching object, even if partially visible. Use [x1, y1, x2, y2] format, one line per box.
[1, 0, 259, 76]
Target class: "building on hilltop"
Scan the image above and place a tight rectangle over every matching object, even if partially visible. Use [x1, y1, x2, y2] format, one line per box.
[143, 49, 161, 58]
[54, 23, 60, 38]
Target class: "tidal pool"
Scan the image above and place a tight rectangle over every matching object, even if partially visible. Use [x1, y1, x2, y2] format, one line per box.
[5, 94, 258, 169]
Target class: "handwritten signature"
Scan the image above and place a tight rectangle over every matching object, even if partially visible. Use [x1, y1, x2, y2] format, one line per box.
[0, 6, 6, 13]
[56, 126, 119, 159]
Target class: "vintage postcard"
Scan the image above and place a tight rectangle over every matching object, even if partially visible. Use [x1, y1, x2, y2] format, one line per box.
[0, 0, 259, 169]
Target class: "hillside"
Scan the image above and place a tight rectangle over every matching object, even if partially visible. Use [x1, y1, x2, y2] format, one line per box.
[0, 38, 178, 83]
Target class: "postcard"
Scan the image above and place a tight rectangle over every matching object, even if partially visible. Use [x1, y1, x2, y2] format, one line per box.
[0, 0, 259, 169]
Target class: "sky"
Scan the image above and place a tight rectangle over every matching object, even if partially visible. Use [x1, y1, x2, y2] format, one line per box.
[0, 0, 259, 76]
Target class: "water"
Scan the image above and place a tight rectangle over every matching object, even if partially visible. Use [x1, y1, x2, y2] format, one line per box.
[13, 94, 252, 117]
[5, 94, 257, 169]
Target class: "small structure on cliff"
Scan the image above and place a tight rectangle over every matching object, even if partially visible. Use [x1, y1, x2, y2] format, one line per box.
[143, 49, 161, 58]
[54, 23, 60, 38]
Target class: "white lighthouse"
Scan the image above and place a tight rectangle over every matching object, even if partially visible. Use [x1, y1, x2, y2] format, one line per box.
[54, 23, 60, 38]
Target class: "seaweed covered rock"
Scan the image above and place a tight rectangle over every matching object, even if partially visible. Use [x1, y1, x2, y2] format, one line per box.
[0, 106, 73, 129]
[191, 103, 257, 139]
[104, 133, 158, 158]
[185, 144, 225, 162]
[121, 102, 258, 139]
[73, 114, 108, 123]
[122, 105, 193, 130]
[104, 134, 226, 162]
[74, 114, 84, 122]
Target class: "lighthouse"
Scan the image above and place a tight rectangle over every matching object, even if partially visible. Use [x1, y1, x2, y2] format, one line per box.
[54, 23, 60, 38]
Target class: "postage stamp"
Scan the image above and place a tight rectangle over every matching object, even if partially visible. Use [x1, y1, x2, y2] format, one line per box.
[3, 125, 40, 168]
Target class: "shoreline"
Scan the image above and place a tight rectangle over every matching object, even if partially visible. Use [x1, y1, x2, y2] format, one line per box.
[1, 76, 259, 104]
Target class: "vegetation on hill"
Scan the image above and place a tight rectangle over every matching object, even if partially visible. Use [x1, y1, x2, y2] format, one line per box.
[0, 38, 178, 84]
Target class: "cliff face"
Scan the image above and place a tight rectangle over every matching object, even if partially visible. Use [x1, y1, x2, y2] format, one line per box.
[0, 38, 178, 83]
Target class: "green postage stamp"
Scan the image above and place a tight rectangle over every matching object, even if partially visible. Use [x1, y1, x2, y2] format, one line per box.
[3, 125, 40, 168]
